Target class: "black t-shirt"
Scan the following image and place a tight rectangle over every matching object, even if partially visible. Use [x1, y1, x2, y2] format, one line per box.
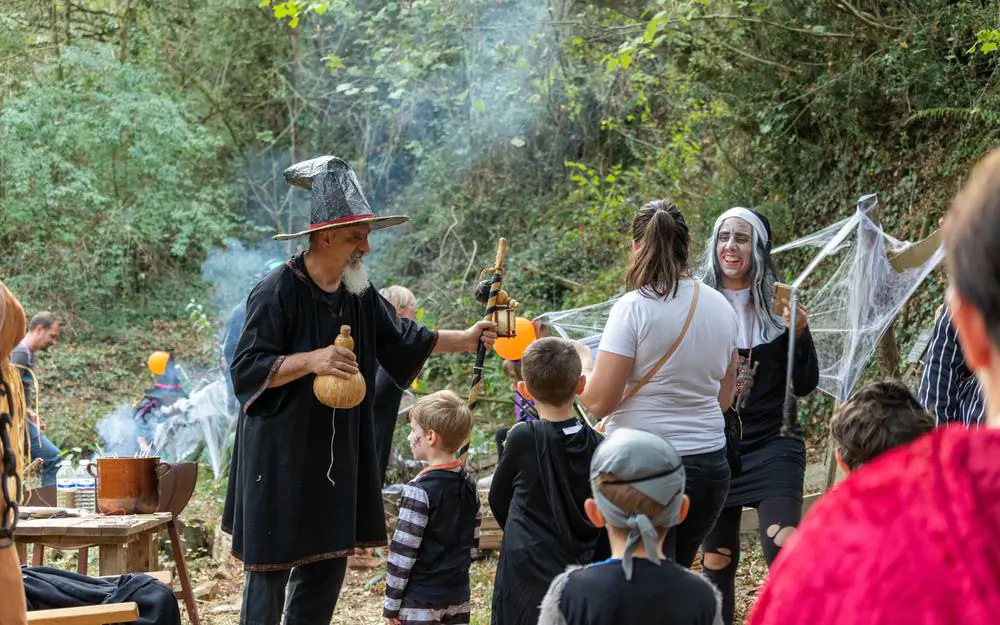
[11, 343, 34, 406]
[539, 558, 722, 625]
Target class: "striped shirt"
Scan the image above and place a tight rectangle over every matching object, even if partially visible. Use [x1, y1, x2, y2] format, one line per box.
[918, 306, 986, 427]
[384, 468, 483, 619]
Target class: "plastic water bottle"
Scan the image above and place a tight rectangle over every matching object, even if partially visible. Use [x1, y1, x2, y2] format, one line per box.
[56, 461, 77, 509]
[76, 460, 96, 514]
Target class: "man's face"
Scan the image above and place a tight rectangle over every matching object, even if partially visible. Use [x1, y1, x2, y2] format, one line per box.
[36, 323, 60, 351]
[326, 225, 371, 271]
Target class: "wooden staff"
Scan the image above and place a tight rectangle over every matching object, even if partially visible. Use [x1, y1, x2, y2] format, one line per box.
[459, 238, 507, 463]
[468, 238, 507, 410]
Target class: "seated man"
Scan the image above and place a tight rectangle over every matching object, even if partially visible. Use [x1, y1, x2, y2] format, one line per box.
[11, 312, 62, 487]
[831, 380, 935, 474]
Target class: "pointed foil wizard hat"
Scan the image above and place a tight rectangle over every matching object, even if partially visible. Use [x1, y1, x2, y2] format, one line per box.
[273, 155, 409, 240]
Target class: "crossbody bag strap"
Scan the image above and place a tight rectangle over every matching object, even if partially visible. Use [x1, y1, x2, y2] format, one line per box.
[619, 281, 701, 405]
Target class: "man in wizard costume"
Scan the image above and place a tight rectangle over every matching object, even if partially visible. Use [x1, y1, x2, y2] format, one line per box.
[221, 155, 497, 625]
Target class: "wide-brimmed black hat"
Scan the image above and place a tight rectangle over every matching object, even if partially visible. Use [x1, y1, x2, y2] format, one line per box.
[273, 155, 409, 241]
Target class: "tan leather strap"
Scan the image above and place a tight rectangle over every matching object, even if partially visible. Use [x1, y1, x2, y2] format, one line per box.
[619, 281, 701, 405]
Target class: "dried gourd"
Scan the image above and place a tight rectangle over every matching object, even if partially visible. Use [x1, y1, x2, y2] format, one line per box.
[313, 325, 366, 409]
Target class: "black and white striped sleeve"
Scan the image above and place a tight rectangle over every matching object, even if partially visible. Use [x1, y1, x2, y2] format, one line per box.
[384, 483, 429, 619]
[919, 307, 968, 426]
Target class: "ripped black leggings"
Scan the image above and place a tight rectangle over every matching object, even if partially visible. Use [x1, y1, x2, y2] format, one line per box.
[701, 496, 801, 625]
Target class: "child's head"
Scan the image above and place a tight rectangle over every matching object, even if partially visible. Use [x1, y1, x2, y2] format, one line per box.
[586, 428, 688, 579]
[518, 337, 584, 407]
[408, 390, 473, 460]
[379, 285, 417, 320]
[501, 359, 523, 392]
[831, 380, 935, 473]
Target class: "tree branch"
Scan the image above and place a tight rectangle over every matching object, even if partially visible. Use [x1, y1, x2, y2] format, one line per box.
[705, 36, 799, 73]
[834, 1, 904, 32]
[690, 14, 857, 39]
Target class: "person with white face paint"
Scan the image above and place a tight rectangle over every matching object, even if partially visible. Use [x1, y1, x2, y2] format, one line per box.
[697, 207, 819, 625]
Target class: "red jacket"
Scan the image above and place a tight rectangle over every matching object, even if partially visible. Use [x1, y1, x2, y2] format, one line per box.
[749, 426, 1000, 625]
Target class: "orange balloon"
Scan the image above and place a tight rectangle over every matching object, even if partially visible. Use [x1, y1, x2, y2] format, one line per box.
[147, 351, 171, 376]
[494, 317, 537, 361]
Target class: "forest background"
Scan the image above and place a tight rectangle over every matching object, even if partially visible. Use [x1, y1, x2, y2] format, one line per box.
[2, 0, 999, 464]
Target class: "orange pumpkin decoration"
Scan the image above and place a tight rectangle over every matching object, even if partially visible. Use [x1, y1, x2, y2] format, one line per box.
[313, 325, 367, 409]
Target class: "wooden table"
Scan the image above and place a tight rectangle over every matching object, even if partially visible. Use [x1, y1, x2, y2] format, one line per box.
[14, 513, 171, 576]
[15, 512, 201, 625]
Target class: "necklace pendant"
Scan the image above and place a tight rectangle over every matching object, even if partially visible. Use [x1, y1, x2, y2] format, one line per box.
[735, 355, 760, 411]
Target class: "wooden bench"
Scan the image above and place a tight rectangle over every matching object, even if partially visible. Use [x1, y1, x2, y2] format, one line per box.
[27, 602, 139, 625]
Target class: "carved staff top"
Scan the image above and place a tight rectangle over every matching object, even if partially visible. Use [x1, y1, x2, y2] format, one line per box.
[468, 238, 507, 411]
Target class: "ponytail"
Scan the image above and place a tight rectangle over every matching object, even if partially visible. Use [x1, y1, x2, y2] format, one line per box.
[625, 200, 690, 298]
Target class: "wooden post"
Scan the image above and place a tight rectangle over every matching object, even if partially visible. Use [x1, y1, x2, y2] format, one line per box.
[98, 544, 127, 576]
[870, 204, 901, 380]
[824, 412, 841, 492]
[127, 533, 156, 572]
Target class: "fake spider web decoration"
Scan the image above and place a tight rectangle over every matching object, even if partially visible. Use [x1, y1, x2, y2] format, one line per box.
[534, 194, 944, 404]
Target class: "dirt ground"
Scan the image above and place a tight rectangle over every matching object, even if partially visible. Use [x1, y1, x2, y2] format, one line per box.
[189, 540, 768, 625]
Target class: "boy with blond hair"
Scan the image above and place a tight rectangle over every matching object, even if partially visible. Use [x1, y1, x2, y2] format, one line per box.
[539, 428, 722, 625]
[383, 390, 482, 625]
[489, 337, 607, 625]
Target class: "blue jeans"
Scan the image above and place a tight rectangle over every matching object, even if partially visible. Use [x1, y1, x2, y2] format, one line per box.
[27, 420, 62, 487]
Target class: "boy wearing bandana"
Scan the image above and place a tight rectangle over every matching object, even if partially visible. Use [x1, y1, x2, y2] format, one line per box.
[539, 428, 722, 625]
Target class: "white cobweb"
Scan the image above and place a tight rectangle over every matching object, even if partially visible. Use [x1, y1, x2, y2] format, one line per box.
[533, 194, 944, 403]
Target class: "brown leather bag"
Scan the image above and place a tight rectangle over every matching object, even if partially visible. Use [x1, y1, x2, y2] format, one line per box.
[596, 282, 700, 433]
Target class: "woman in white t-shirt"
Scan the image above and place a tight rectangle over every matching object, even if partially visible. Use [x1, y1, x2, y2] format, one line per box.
[579, 200, 739, 569]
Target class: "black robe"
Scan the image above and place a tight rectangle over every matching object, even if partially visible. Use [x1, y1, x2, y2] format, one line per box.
[488, 419, 608, 625]
[373, 366, 405, 484]
[221, 253, 437, 570]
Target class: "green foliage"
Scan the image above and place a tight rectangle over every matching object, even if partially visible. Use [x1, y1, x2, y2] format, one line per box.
[0, 46, 234, 325]
[971, 28, 1000, 55]
[5, 0, 1000, 464]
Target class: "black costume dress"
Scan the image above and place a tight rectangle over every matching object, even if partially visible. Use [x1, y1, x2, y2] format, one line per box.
[538, 558, 722, 625]
[221, 253, 437, 570]
[488, 419, 608, 625]
[726, 328, 819, 507]
[373, 365, 405, 483]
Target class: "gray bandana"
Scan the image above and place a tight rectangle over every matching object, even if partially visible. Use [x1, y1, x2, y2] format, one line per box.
[590, 428, 686, 580]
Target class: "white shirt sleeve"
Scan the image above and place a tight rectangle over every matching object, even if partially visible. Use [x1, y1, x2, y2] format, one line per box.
[728, 307, 740, 354]
[599, 296, 640, 358]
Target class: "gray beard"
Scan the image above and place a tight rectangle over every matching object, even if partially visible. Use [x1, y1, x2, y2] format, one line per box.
[342, 263, 370, 295]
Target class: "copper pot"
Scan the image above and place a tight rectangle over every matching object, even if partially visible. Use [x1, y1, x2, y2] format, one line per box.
[89, 457, 170, 515]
